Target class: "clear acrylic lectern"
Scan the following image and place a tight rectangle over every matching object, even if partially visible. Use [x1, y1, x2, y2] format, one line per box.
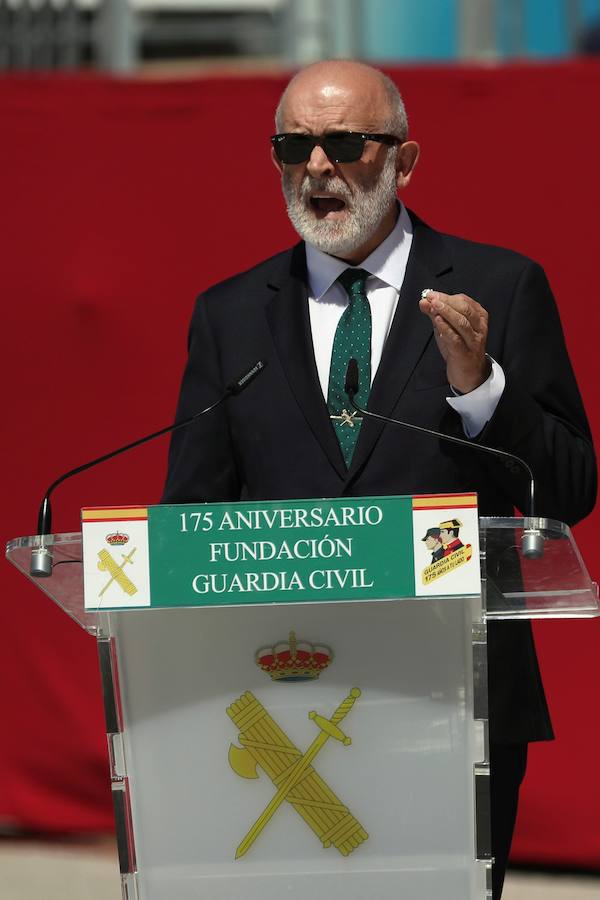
[7, 510, 599, 900]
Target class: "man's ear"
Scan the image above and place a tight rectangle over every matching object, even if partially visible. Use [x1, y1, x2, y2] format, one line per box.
[395, 141, 420, 190]
[271, 146, 284, 175]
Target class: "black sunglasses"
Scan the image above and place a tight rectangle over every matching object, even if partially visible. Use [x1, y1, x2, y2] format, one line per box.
[271, 131, 399, 164]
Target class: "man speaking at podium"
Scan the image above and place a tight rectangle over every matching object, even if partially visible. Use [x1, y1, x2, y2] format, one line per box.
[163, 60, 596, 897]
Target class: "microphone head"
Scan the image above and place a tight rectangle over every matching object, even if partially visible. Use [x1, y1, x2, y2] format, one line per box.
[227, 360, 267, 396]
[30, 545, 53, 578]
[521, 520, 545, 559]
[345, 358, 359, 398]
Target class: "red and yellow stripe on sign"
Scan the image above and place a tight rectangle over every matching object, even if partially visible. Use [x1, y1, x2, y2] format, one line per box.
[81, 506, 148, 522]
[412, 493, 477, 512]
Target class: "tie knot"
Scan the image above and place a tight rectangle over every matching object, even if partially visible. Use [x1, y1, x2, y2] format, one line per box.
[338, 267, 369, 297]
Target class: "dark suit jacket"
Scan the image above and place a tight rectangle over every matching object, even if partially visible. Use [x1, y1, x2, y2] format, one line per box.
[163, 211, 596, 744]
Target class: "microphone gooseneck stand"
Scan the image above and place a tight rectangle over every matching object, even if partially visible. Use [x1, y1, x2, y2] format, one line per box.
[343, 358, 544, 559]
[30, 360, 267, 577]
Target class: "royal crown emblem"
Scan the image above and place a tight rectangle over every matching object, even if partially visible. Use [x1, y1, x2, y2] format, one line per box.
[256, 631, 332, 682]
[106, 531, 129, 546]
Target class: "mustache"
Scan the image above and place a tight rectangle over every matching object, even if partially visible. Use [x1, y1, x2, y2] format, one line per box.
[298, 176, 353, 205]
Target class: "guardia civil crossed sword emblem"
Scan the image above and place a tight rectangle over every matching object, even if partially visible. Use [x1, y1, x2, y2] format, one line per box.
[226, 631, 368, 859]
[97, 545, 138, 598]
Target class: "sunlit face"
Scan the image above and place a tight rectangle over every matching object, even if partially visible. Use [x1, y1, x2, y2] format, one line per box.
[272, 68, 416, 263]
[281, 148, 398, 260]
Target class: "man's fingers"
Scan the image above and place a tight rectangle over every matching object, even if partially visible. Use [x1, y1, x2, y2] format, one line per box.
[432, 314, 465, 350]
[420, 289, 490, 393]
[427, 290, 485, 325]
[431, 299, 485, 343]
[421, 290, 487, 345]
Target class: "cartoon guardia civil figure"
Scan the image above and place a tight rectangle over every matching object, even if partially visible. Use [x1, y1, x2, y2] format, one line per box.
[439, 518, 464, 556]
[163, 60, 596, 898]
[422, 527, 445, 564]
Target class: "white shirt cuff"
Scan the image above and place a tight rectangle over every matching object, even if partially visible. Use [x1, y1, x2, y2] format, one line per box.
[446, 357, 505, 438]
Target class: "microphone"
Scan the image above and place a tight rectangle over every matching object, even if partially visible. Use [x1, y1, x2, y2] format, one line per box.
[345, 358, 359, 399]
[30, 360, 267, 578]
[226, 359, 266, 395]
[344, 358, 544, 559]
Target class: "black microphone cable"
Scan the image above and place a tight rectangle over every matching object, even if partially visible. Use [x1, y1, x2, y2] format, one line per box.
[30, 360, 267, 577]
[344, 358, 544, 559]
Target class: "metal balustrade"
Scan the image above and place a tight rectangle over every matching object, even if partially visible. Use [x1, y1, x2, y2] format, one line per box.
[0, 0, 598, 74]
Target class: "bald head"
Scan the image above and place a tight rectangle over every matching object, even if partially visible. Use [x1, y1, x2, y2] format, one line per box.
[275, 60, 409, 142]
[271, 59, 419, 263]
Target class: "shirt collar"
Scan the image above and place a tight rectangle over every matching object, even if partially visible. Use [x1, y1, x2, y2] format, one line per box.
[306, 203, 413, 300]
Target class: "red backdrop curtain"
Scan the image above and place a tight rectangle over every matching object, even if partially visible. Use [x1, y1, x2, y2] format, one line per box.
[2, 62, 599, 866]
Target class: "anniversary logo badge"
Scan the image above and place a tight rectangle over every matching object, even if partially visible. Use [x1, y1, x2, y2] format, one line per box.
[420, 517, 473, 585]
[410, 494, 480, 597]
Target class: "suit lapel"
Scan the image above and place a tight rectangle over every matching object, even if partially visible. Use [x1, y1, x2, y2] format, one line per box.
[265, 244, 347, 478]
[348, 215, 455, 478]
[265, 217, 455, 482]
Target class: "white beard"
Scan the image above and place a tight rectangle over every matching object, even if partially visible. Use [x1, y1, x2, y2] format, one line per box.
[282, 150, 398, 258]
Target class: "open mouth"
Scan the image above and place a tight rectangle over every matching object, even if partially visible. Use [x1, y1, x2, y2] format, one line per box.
[309, 195, 347, 215]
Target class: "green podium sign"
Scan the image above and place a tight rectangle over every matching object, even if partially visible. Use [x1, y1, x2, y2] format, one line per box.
[82, 493, 480, 611]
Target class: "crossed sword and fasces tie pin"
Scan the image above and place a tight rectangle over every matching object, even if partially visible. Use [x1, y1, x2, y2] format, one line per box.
[227, 687, 367, 858]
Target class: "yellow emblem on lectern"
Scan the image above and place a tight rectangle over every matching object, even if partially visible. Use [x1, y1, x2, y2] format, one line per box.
[97, 547, 138, 598]
[227, 687, 368, 859]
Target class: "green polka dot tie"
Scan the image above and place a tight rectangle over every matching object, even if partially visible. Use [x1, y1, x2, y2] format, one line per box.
[327, 268, 371, 467]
